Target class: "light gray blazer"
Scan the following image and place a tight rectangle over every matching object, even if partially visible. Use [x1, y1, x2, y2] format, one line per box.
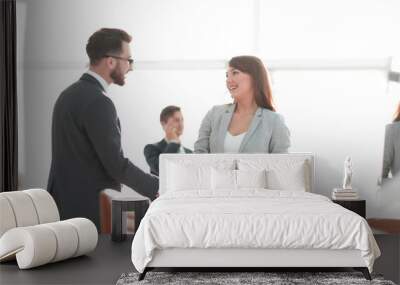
[382, 121, 400, 178]
[194, 104, 290, 153]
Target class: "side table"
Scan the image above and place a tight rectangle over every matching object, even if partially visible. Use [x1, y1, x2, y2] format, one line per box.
[372, 230, 400, 284]
[111, 197, 149, 242]
[332, 199, 366, 218]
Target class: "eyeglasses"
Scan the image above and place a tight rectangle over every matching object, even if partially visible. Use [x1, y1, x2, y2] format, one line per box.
[105, 55, 134, 65]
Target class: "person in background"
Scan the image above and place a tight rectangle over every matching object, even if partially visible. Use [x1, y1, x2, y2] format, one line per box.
[382, 102, 400, 179]
[194, 55, 290, 153]
[144, 106, 192, 176]
[47, 28, 158, 231]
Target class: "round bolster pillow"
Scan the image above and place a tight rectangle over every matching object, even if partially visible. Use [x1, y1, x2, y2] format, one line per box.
[0, 189, 60, 238]
[0, 218, 98, 269]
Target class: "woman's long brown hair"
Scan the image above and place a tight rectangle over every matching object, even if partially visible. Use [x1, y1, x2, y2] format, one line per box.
[228, 56, 275, 111]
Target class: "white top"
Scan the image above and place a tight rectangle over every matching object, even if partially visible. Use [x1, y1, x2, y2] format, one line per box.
[86, 70, 109, 92]
[223, 132, 246, 153]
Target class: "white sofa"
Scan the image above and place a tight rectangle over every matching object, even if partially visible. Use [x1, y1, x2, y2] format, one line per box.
[0, 189, 98, 269]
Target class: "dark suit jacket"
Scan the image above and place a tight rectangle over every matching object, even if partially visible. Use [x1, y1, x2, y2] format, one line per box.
[47, 73, 158, 230]
[144, 139, 192, 176]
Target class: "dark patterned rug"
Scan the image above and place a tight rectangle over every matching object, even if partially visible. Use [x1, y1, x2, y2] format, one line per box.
[116, 271, 396, 285]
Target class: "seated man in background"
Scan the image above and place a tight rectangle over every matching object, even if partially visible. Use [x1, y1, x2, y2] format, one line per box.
[144, 106, 192, 176]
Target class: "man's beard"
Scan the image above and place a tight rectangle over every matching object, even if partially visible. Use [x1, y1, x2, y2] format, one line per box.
[110, 64, 125, 86]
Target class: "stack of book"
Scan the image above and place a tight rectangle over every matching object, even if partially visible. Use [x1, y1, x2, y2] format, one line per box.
[332, 188, 359, 200]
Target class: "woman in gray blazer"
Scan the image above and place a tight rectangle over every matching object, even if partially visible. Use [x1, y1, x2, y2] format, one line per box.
[194, 56, 290, 153]
[382, 103, 400, 178]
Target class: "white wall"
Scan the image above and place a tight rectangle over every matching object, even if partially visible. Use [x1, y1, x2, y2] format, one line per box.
[16, 0, 400, 217]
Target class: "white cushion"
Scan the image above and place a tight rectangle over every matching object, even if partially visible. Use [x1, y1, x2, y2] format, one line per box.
[211, 169, 268, 191]
[0, 189, 98, 269]
[238, 159, 310, 192]
[211, 168, 236, 190]
[236, 169, 267, 189]
[0, 226, 57, 269]
[0, 196, 16, 237]
[42, 221, 79, 262]
[0, 189, 60, 237]
[0, 191, 39, 227]
[0, 218, 97, 269]
[66, 218, 98, 257]
[166, 162, 211, 191]
[24, 189, 60, 223]
[162, 156, 236, 193]
[266, 162, 308, 191]
[160, 154, 314, 193]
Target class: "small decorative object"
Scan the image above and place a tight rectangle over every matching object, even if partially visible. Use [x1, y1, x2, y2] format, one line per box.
[342, 156, 353, 190]
[332, 156, 358, 200]
[332, 187, 359, 200]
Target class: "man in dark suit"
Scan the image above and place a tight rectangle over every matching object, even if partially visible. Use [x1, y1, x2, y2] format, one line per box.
[144, 106, 192, 176]
[47, 28, 158, 230]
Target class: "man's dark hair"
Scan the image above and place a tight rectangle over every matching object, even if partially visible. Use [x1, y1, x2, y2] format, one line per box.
[160, 106, 181, 123]
[86, 28, 132, 65]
